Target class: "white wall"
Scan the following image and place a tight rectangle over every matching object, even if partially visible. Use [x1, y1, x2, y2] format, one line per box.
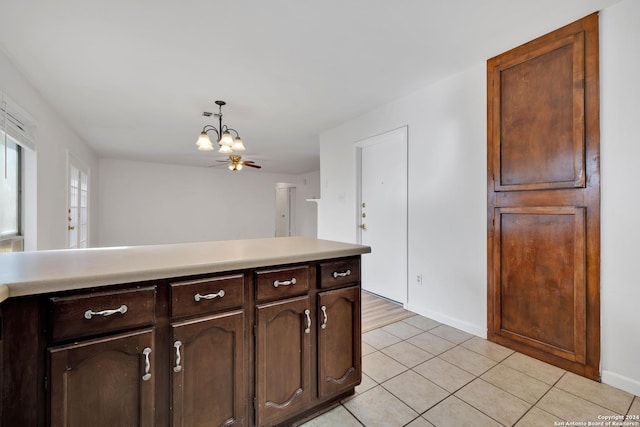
[599, 0, 640, 396]
[0, 49, 99, 250]
[319, 1, 640, 395]
[98, 158, 319, 246]
[319, 63, 487, 337]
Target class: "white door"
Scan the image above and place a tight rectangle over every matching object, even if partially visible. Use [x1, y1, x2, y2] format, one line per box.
[68, 154, 89, 248]
[358, 127, 407, 305]
[275, 184, 296, 237]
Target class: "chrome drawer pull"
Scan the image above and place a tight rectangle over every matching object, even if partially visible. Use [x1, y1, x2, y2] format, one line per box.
[304, 309, 311, 334]
[173, 341, 183, 373]
[321, 305, 328, 329]
[84, 304, 127, 320]
[273, 278, 296, 288]
[142, 347, 152, 381]
[194, 290, 225, 302]
[332, 269, 351, 278]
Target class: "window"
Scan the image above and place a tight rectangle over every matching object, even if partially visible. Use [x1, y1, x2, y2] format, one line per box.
[0, 135, 22, 252]
[0, 93, 36, 252]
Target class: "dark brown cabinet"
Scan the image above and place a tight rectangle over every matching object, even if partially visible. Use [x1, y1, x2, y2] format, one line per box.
[48, 328, 155, 427]
[317, 286, 361, 399]
[171, 310, 245, 427]
[256, 296, 311, 426]
[0, 255, 362, 427]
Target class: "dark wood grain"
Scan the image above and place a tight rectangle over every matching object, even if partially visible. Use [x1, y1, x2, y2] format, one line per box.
[256, 296, 311, 426]
[170, 274, 244, 318]
[171, 310, 245, 427]
[318, 257, 360, 289]
[317, 286, 361, 398]
[50, 286, 156, 342]
[255, 266, 309, 302]
[49, 328, 155, 427]
[487, 13, 600, 380]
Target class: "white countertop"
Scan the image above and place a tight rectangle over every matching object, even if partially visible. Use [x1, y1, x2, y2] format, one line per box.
[0, 237, 370, 303]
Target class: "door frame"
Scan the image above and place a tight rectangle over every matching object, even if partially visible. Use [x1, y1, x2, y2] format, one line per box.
[66, 151, 90, 248]
[355, 126, 408, 306]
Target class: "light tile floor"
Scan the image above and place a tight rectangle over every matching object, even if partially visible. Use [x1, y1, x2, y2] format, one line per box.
[301, 314, 640, 427]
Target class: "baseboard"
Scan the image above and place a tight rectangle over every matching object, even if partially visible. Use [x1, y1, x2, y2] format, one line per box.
[406, 304, 487, 339]
[601, 370, 640, 396]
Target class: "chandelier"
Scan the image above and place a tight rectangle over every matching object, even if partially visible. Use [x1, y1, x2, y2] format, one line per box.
[195, 100, 245, 154]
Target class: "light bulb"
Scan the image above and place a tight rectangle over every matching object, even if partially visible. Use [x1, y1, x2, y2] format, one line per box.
[228, 163, 234, 171]
[236, 163, 243, 171]
[196, 133, 214, 151]
[219, 132, 234, 147]
[231, 137, 245, 151]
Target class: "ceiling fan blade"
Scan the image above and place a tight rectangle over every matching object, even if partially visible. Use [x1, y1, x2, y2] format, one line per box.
[243, 163, 262, 169]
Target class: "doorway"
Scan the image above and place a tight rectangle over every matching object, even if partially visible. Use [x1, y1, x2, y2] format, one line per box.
[67, 153, 89, 248]
[275, 183, 296, 237]
[357, 127, 408, 306]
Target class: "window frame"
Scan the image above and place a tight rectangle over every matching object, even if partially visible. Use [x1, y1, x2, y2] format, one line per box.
[0, 136, 23, 252]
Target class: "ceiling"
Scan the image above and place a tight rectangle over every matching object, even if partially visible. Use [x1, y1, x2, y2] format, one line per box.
[0, 0, 619, 174]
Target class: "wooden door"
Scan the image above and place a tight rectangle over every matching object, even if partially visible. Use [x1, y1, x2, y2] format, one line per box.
[49, 329, 155, 427]
[255, 296, 311, 426]
[317, 286, 361, 399]
[171, 310, 245, 427]
[487, 14, 600, 380]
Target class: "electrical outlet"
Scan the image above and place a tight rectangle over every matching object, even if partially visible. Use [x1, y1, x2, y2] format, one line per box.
[416, 274, 423, 285]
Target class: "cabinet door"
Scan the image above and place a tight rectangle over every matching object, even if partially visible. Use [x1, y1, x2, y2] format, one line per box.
[256, 296, 311, 426]
[49, 328, 155, 427]
[171, 310, 245, 427]
[317, 286, 361, 398]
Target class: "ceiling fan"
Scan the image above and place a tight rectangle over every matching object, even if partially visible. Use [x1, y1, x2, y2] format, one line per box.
[213, 154, 262, 171]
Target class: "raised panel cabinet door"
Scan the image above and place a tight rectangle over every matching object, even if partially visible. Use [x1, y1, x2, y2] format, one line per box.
[171, 310, 245, 427]
[48, 329, 155, 427]
[317, 286, 361, 399]
[493, 207, 586, 363]
[487, 14, 600, 379]
[255, 296, 311, 427]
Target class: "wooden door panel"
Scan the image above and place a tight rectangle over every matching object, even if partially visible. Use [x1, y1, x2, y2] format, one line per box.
[49, 329, 155, 427]
[256, 296, 310, 426]
[492, 32, 585, 191]
[493, 207, 586, 363]
[171, 310, 245, 427]
[488, 14, 599, 380]
[317, 286, 361, 399]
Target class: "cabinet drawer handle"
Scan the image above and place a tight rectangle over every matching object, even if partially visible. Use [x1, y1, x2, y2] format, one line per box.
[273, 278, 296, 288]
[304, 309, 311, 334]
[194, 290, 225, 302]
[321, 305, 328, 329]
[84, 304, 127, 320]
[173, 341, 183, 373]
[332, 269, 351, 279]
[142, 347, 152, 381]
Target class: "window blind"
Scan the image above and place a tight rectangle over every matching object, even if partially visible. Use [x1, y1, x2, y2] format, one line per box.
[1, 92, 37, 152]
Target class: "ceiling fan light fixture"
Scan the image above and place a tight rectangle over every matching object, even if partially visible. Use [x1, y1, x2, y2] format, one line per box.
[236, 163, 243, 171]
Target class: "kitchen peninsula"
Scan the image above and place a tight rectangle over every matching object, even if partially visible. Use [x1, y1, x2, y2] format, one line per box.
[0, 236, 370, 426]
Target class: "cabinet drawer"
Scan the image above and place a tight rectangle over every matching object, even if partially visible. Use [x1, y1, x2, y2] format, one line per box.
[50, 286, 156, 342]
[170, 274, 244, 318]
[255, 266, 309, 302]
[319, 258, 360, 289]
